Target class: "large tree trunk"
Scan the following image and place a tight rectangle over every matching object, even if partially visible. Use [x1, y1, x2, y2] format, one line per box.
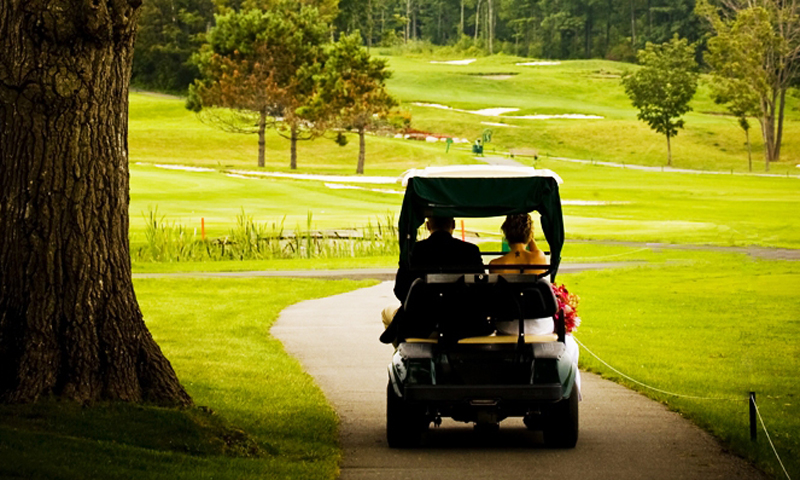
[357, 127, 367, 175]
[0, 0, 191, 405]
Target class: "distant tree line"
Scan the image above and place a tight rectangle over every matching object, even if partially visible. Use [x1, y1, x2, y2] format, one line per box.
[336, 0, 705, 59]
[131, 0, 799, 171]
[131, 0, 708, 92]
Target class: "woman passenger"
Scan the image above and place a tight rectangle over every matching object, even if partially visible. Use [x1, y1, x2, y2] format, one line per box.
[490, 213, 553, 335]
[490, 213, 581, 397]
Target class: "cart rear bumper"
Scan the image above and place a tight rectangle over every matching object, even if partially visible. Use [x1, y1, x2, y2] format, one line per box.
[404, 384, 563, 404]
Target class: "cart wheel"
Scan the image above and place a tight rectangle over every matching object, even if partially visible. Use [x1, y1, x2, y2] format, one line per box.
[542, 387, 579, 448]
[386, 381, 425, 448]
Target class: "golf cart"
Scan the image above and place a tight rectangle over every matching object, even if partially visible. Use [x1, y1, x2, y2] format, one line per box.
[385, 165, 579, 448]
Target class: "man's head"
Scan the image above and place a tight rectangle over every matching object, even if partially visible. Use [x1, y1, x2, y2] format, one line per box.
[426, 216, 456, 234]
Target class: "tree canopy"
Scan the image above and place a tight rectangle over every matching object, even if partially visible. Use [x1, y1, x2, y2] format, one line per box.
[698, 0, 800, 167]
[132, 0, 215, 92]
[315, 32, 398, 174]
[188, 4, 329, 168]
[622, 35, 698, 166]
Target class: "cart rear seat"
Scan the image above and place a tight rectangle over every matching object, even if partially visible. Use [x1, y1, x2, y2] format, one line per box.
[399, 273, 560, 343]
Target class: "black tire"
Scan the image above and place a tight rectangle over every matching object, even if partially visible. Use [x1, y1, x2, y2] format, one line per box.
[386, 381, 425, 448]
[542, 387, 579, 448]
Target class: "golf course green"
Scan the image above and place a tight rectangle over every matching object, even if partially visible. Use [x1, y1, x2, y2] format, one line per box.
[1, 53, 797, 480]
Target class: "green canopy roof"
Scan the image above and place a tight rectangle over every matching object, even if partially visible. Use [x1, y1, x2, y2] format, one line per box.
[397, 166, 565, 280]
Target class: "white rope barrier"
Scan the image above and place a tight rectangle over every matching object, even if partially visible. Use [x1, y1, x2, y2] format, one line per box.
[574, 337, 742, 401]
[575, 337, 794, 478]
[753, 399, 793, 480]
[567, 247, 651, 262]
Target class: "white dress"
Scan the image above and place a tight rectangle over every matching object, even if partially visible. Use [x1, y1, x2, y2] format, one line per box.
[495, 317, 582, 398]
[495, 317, 555, 336]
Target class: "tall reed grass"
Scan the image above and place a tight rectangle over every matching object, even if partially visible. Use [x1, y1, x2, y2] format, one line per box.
[134, 208, 399, 262]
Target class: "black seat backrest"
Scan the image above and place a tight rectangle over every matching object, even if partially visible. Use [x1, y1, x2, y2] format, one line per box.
[402, 275, 493, 342]
[490, 277, 558, 322]
[400, 274, 557, 342]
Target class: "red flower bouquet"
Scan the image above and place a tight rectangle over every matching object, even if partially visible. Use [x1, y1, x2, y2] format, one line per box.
[552, 283, 580, 334]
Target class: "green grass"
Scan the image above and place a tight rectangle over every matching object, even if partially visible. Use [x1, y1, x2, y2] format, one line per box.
[132, 255, 397, 273]
[8, 50, 800, 479]
[129, 92, 478, 175]
[129, 56, 800, 175]
[383, 55, 800, 173]
[564, 251, 800, 479]
[0, 278, 376, 480]
[129, 155, 800, 252]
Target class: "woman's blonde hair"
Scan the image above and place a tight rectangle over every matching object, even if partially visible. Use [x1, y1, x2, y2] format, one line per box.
[501, 213, 532, 244]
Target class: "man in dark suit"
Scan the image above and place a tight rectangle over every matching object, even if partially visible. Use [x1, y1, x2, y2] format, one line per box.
[393, 216, 484, 302]
[380, 216, 484, 344]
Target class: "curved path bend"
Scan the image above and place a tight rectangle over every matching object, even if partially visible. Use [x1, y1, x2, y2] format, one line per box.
[273, 282, 766, 480]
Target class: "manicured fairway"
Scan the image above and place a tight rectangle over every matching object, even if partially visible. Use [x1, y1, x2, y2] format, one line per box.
[564, 251, 800, 479]
[129, 92, 478, 175]
[129, 157, 800, 254]
[129, 56, 800, 174]
[383, 55, 800, 173]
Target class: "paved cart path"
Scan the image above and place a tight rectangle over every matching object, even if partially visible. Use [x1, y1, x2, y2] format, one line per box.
[273, 282, 766, 480]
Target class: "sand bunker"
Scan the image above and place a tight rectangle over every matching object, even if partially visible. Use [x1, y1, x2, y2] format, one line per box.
[481, 121, 519, 128]
[516, 61, 561, 66]
[324, 183, 403, 195]
[482, 75, 514, 80]
[412, 103, 603, 120]
[562, 200, 630, 206]
[430, 59, 476, 65]
[471, 108, 519, 116]
[228, 170, 397, 184]
[143, 163, 216, 173]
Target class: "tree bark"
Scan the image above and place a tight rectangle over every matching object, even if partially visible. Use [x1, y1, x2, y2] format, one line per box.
[0, 0, 191, 405]
[405, 0, 411, 43]
[758, 115, 772, 172]
[630, 0, 637, 48]
[585, 4, 594, 59]
[666, 133, 672, 166]
[367, 0, 374, 49]
[606, 0, 613, 55]
[488, 0, 494, 54]
[745, 127, 752, 172]
[774, 86, 786, 162]
[290, 125, 298, 170]
[763, 107, 775, 170]
[258, 110, 267, 168]
[357, 127, 366, 175]
[460, 0, 465, 36]
[474, 0, 481, 42]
